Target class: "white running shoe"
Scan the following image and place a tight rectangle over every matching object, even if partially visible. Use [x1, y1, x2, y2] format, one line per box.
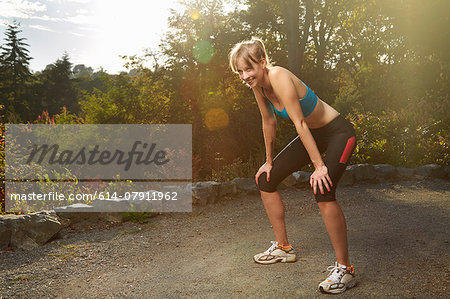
[253, 241, 297, 264]
[318, 262, 357, 294]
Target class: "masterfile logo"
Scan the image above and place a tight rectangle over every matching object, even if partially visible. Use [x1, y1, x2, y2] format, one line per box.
[26, 141, 170, 171]
[6, 124, 192, 180]
[5, 124, 193, 213]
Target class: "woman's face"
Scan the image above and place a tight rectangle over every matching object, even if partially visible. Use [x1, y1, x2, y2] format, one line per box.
[235, 56, 265, 88]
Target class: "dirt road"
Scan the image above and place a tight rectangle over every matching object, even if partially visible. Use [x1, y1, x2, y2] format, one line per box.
[1, 179, 449, 298]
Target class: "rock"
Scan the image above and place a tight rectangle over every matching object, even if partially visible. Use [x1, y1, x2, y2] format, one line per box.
[93, 198, 133, 212]
[282, 174, 297, 187]
[397, 167, 415, 179]
[292, 171, 311, 188]
[374, 164, 398, 180]
[340, 167, 355, 186]
[414, 164, 446, 179]
[445, 165, 450, 179]
[293, 171, 311, 183]
[0, 221, 12, 249]
[218, 181, 237, 198]
[351, 164, 376, 181]
[0, 210, 62, 250]
[54, 203, 102, 224]
[282, 171, 310, 188]
[231, 178, 259, 195]
[191, 181, 220, 206]
[56, 215, 71, 228]
[160, 185, 193, 212]
[54, 203, 95, 212]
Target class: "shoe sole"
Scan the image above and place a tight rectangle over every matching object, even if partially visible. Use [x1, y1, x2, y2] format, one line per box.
[254, 256, 297, 264]
[318, 278, 357, 294]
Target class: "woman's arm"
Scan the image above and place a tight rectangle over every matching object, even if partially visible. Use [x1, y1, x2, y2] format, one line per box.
[253, 88, 278, 184]
[262, 116, 277, 165]
[270, 68, 323, 167]
[270, 68, 331, 194]
[253, 88, 277, 165]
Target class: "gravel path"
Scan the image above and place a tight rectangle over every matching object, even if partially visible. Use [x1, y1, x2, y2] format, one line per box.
[1, 179, 449, 298]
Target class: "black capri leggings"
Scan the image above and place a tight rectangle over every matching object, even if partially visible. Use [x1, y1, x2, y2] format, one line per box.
[257, 115, 357, 202]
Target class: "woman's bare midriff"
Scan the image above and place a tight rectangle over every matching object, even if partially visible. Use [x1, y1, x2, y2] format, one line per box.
[304, 97, 340, 129]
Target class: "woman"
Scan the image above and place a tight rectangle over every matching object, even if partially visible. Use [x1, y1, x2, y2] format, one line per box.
[228, 37, 357, 294]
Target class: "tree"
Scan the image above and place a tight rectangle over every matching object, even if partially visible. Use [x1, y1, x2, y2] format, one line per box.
[73, 64, 93, 78]
[40, 53, 79, 115]
[0, 20, 33, 120]
[160, 0, 269, 177]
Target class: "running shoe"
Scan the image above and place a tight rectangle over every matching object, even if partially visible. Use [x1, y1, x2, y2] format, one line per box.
[253, 241, 296, 264]
[318, 262, 357, 294]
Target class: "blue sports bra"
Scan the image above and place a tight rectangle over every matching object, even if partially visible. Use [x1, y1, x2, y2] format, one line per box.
[262, 80, 318, 119]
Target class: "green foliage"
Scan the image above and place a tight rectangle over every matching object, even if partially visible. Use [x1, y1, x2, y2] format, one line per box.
[33, 106, 84, 124]
[79, 72, 176, 124]
[0, 20, 102, 123]
[350, 100, 449, 167]
[209, 149, 264, 181]
[73, 64, 94, 78]
[0, 20, 33, 121]
[120, 206, 154, 224]
[54, 106, 85, 124]
[0, 20, 32, 84]
[40, 53, 80, 116]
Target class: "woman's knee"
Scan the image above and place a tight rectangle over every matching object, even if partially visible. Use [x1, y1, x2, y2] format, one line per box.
[314, 189, 337, 203]
[257, 171, 278, 193]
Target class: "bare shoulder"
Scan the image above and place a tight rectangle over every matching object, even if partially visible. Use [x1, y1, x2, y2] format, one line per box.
[268, 66, 296, 87]
[268, 66, 297, 93]
[267, 66, 290, 79]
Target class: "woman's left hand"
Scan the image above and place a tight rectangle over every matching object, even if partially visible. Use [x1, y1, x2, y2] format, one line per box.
[310, 165, 333, 195]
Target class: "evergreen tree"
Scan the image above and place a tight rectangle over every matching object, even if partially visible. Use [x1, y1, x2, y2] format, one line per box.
[0, 20, 33, 119]
[0, 21, 31, 98]
[73, 64, 93, 78]
[41, 53, 79, 115]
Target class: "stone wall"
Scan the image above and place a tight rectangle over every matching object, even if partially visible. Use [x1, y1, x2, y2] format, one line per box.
[1, 164, 448, 250]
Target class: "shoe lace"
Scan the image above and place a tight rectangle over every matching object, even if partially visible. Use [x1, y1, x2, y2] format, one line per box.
[263, 241, 278, 255]
[326, 262, 346, 282]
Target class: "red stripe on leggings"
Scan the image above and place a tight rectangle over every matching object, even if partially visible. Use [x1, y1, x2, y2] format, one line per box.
[339, 136, 356, 163]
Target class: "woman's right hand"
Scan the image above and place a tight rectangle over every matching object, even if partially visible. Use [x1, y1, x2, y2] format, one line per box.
[255, 162, 273, 185]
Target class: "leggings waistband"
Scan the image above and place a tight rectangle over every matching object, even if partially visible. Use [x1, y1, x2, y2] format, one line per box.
[310, 114, 347, 132]
[310, 115, 356, 139]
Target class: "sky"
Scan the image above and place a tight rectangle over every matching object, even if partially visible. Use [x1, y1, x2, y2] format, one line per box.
[0, 0, 183, 74]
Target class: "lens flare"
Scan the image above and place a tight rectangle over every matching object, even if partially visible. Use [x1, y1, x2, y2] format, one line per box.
[193, 39, 214, 64]
[205, 108, 229, 131]
[190, 9, 200, 20]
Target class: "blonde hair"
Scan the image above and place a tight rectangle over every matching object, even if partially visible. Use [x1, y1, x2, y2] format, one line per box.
[228, 37, 273, 73]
